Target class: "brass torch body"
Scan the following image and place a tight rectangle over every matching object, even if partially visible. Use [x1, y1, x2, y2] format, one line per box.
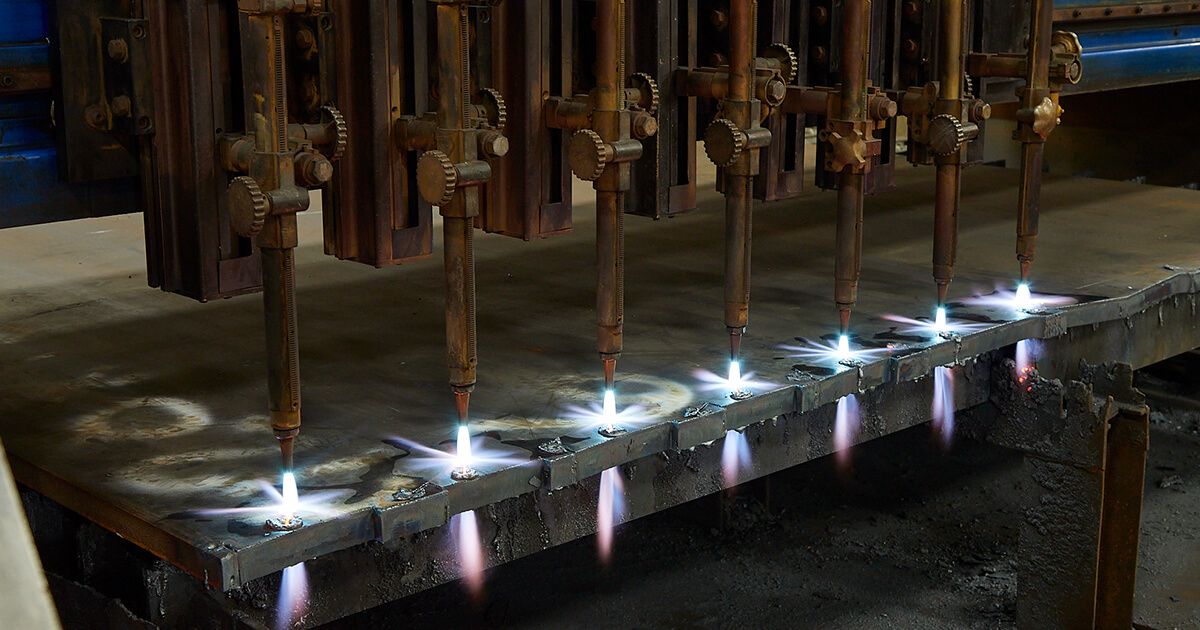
[594, 0, 626, 389]
[932, 0, 965, 306]
[240, 11, 303, 470]
[834, 0, 869, 334]
[435, 2, 479, 423]
[722, 0, 758, 362]
[1016, 0, 1054, 282]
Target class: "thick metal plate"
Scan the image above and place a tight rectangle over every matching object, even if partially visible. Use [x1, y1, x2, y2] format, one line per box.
[1, 164, 1198, 590]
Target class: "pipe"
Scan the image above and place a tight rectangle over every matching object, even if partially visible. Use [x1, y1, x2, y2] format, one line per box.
[435, 2, 478, 423]
[724, 0, 757, 361]
[933, 0, 965, 306]
[1017, 0, 1054, 282]
[595, 0, 625, 389]
[240, 10, 303, 471]
[835, 0, 869, 335]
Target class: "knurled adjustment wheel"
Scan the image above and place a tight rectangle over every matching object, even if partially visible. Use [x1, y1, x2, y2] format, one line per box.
[416, 150, 457, 206]
[567, 129, 608, 181]
[319, 105, 348, 161]
[629, 72, 660, 114]
[927, 114, 966, 156]
[228, 176, 269, 239]
[704, 118, 745, 167]
[763, 43, 799, 84]
[478, 88, 507, 131]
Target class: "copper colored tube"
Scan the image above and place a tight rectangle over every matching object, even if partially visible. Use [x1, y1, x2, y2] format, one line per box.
[834, 0, 868, 334]
[594, 0, 625, 387]
[723, 0, 757, 362]
[436, 3, 478, 420]
[932, 0, 965, 305]
[725, 175, 753, 358]
[1017, 0, 1054, 282]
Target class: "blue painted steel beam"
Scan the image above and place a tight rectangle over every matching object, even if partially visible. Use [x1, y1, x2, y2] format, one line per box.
[1070, 24, 1200, 92]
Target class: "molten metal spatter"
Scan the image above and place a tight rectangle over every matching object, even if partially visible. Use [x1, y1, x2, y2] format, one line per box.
[265, 471, 304, 531]
[597, 467, 626, 565]
[451, 425, 479, 481]
[275, 562, 308, 630]
[932, 366, 955, 448]
[1015, 339, 1039, 391]
[727, 360, 752, 400]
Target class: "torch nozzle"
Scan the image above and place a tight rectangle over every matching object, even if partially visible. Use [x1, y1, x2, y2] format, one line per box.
[727, 328, 743, 363]
[453, 389, 472, 425]
[277, 434, 295, 472]
[838, 308, 851, 337]
[602, 357, 617, 390]
[936, 282, 949, 308]
[1019, 258, 1031, 284]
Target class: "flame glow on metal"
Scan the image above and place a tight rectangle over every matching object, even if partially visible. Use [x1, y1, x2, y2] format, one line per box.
[452, 510, 485, 599]
[597, 467, 625, 564]
[601, 388, 618, 432]
[691, 363, 773, 394]
[728, 360, 743, 391]
[384, 434, 528, 479]
[834, 395, 860, 470]
[960, 285, 1077, 311]
[932, 366, 955, 447]
[455, 425, 473, 476]
[281, 472, 299, 520]
[1014, 282, 1033, 309]
[720, 430, 751, 488]
[275, 562, 308, 630]
[780, 337, 888, 367]
[880, 312, 988, 338]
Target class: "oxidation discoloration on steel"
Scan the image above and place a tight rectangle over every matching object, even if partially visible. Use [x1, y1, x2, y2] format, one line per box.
[1, 166, 1199, 591]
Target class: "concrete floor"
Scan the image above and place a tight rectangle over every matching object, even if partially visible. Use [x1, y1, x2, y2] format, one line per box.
[336, 360, 1200, 629]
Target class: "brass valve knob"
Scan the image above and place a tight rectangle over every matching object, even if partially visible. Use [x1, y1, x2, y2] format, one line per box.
[416, 150, 459, 206]
[415, 150, 492, 206]
[824, 129, 868, 172]
[228, 176, 269, 238]
[703, 119, 747, 167]
[927, 114, 967, 156]
[568, 129, 610, 181]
